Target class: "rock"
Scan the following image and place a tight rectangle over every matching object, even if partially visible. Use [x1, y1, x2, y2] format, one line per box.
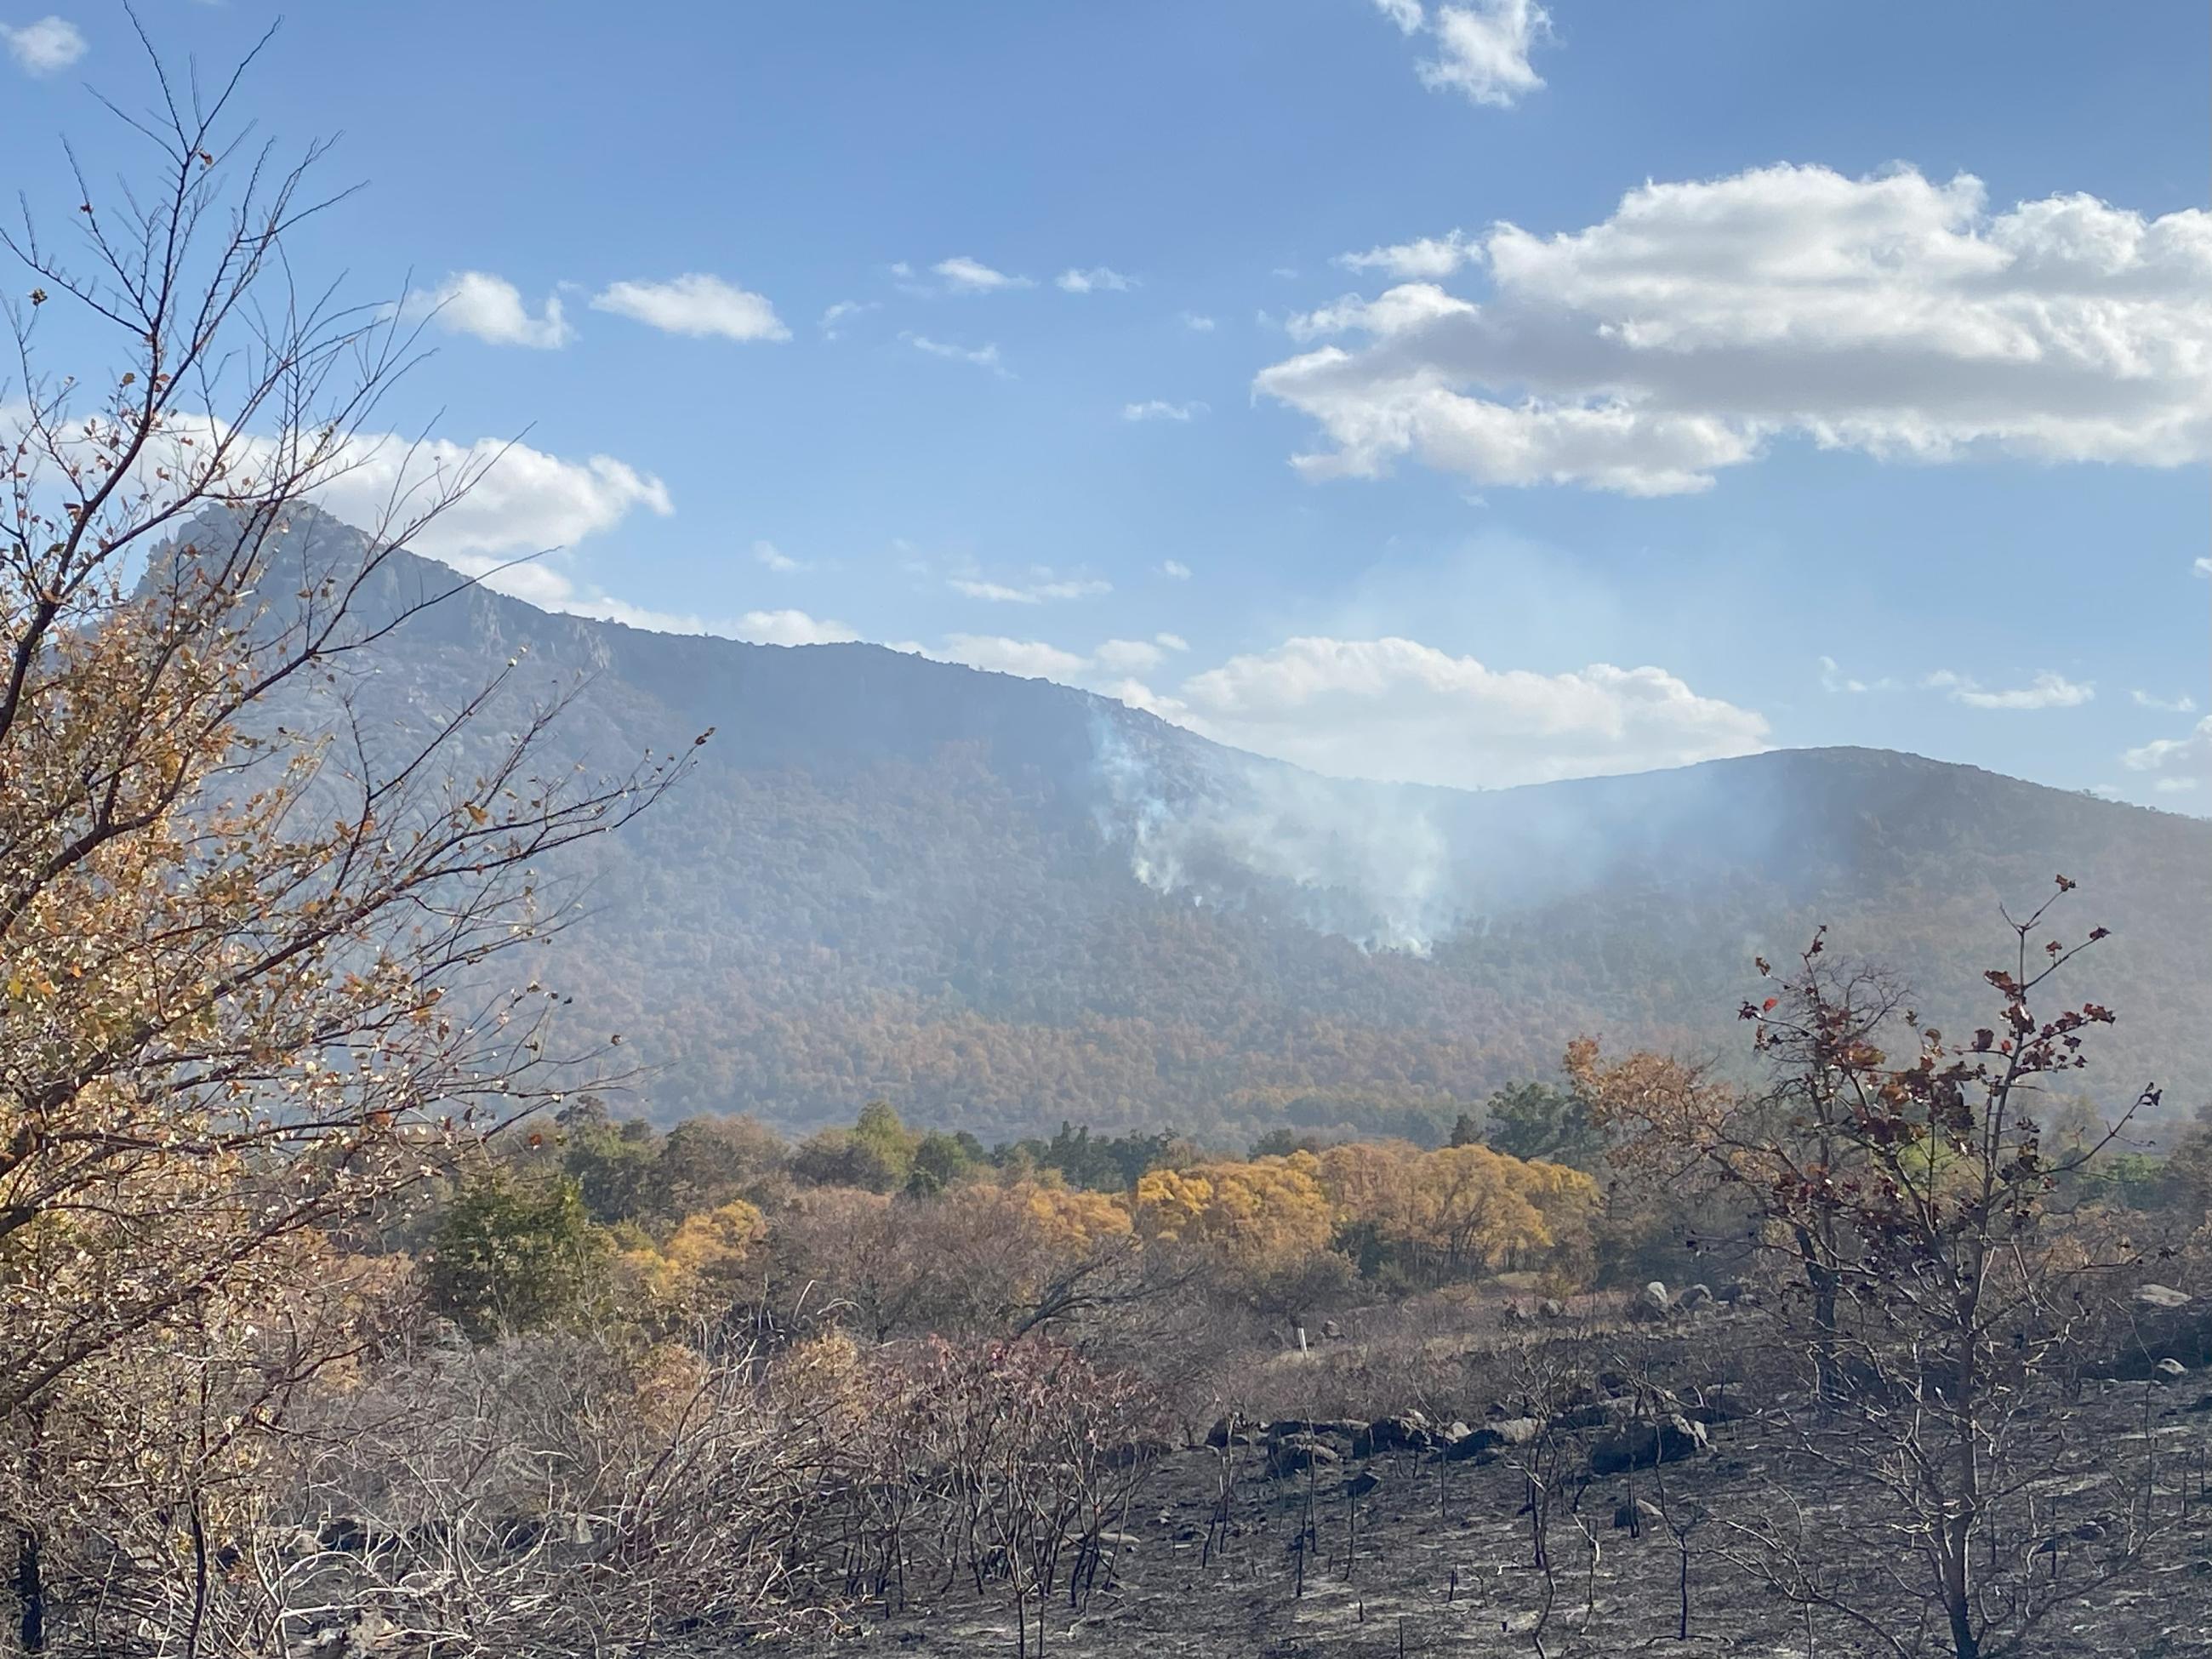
[1320, 1318, 1343, 1339]
[1204, 1414, 1248, 1449]
[1715, 1280, 1754, 1304]
[1267, 1434, 1340, 1479]
[1355, 1412, 1433, 1457]
[2183, 1392, 2212, 1415]
[1597, 1370, 1631, 1396]
[2137, 1283, 2193, 1311]
[1501, 1300, 1530, 1324]
[1688, 1383, 1755, 1427]
[1635, 1282, 1672, 1320]
[1590, 1413, 1707, 1476]
[2156, 1357, 2190, 1379]
[1677, 1284, 1714, 1313]
[1444, 1416, 1544, 1462]
[1345, 1468, 1382, 1499]
[1440, 1420, 1472, 1444]
[1537, 1297, 1565, 1320]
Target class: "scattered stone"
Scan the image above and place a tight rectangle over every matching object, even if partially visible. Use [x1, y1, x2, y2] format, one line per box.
[1590, 1413, 1707, 1476]
[1597, 1370, 1631, 1396]
[1204, 1415, 1249, 1449]
[1677, 1283, 1714, 1313]
[1267, 1434, 1340, 1479]
[1635, 1281, 1672, 1320]
[2156, 1357, 2189, 1380]
[1444, 1416, 1544, 1462]
[1537, 1297, 1565, 1320]
[1345, 1468, 1382, 1500]
[1320, 1318, 1343, 1339]
[1356, 1413, 1433, 1457]
[2137, 1283, 2193, 1311]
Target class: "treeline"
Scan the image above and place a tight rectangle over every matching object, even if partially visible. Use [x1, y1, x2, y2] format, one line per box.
[400, 1084, 1621, 1348]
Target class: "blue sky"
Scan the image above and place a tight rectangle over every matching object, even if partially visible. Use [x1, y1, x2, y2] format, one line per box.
[4, 1, 2207, 803]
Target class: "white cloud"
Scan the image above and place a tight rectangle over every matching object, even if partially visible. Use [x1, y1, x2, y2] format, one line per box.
[904, 334, 1009, 375]
[3, 15, 83, 75]
[934, 255, 1033, 294]
[949, 573, 1111, 604]
[938, 635, 1092, 680]
[819, 299, 876, 339]
[1923, 669, 2094, 710]
[2124, 715, 2212, 786]
[1058, 266, 1137, 294]
[1156, 632, 1189, 651]
[753, 540, 805, 573]
[1335, 230, 1481, 281]
[1817, 654, 1896, 694]
[2154, 777, 2202, 795]
[1371, 0, 1549, 110]
[2133, 688, 2198, 715]
[1172, 636, 1768, 789]
[1123, 400, 1207, 422]
[296, 434, 671, 559]
[1257, 165, 2212, 497]
[400, 271, 572, 349]
[736, 609, 856, 647]
[590, 274, 789, 341]
[2196, 556, 2211, 578]
[1093, 638, 1168, 673]
[1160, 560, 1193, 580]
[1179, 311, 1217, 332]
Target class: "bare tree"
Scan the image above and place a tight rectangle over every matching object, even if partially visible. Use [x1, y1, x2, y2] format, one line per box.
[0, 31, 693, 1650]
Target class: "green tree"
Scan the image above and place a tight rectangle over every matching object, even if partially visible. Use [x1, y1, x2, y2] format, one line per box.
[425, 1169, 611, 1337]
[1483, 1080, 1605, 1168]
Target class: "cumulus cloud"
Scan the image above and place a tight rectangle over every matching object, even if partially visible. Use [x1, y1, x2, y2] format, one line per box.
[904, 334, 1009, 375]
[1335, 230, 1481, 281]
[3, 15, 83, 75]
[293, 433, 671, 560]
[590, 274, 789, 341]
[2124, 715, 2212, 785]
[1155, 631, 1190, 651]
[1923, 670, 2094, 710]
[401, 271, 572, 349]
[949, 572, 1111, 604]
[2133, 688, 2198, 715]
[1180, 311, 1217, 333]
[1160, 560, 1193, 580]
[1058, 266, 1137, 294]
[1093, 638, 1168, 673]
[933, 255, 1032, 294]
[938, 635, 1092, 680]
[1172, 636, 1768, 789]
[1123, 400, 1206, 422]
[1257, 165, 2212, 497]
[736, 609, 857, 647]
[1371, 1, 1550, 109]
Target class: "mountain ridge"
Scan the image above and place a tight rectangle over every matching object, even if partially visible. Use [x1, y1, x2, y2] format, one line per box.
[217, 509, 2212, 1142]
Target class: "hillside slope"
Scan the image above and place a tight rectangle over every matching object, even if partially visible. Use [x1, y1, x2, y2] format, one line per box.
[231, 510, 2212, 1143]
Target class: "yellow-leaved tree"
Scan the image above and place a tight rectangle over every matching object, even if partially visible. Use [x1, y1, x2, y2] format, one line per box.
[0, 37, 688, 1648]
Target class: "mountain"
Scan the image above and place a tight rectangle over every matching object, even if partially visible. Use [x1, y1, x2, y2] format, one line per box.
[228, 510, 2212, 1145]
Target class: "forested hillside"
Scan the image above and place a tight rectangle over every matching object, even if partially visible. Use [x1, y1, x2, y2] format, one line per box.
[237, 509, 2212, 1144]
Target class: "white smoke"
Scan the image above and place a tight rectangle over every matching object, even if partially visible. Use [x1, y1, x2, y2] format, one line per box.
[1091, 712, 1467, 953]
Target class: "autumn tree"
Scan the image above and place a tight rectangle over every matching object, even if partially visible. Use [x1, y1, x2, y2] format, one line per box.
[1580, 881, 2157, 1659]
[0, 35, 688, 1648]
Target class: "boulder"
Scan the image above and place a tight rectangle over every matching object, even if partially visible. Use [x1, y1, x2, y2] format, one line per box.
[1442, 1416, 1544, 1462]
[1320, 1317, 1343, 1339]
[1634, 1282, 1672, 1320]
[1344, 1468, 1382, 1500]
[1590, 1413, 1707, 1476]
[1537, 1297, 1566, 1320]
[2156, 1357, 2190, 1380]
[2138, 1283, 2194, 1311]
[1687, 1383, 1755, 1427]
[1267, 1434, 1340, 1479]
[1204, 1415, 1253, 1449]
[1355, 1412, 1433, 1457]
[1677, 1284, 1714, 1313]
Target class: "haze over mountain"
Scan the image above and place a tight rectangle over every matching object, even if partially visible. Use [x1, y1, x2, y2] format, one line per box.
[238, 510, 2212, 1146]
